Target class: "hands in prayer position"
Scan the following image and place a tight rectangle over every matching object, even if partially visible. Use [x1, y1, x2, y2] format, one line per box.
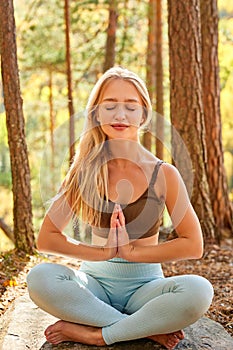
[105, 204, 133, 260]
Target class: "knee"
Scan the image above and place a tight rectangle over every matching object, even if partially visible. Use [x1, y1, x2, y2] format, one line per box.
[27, 263, 51, 297]
[27, 262, 65, 300]
[183, 275, 214, 320]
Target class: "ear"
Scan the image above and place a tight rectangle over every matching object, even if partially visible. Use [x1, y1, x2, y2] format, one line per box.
[140, 109, 148, 126]
[95, 109, 100, 123]
[140, 116, 146, 126]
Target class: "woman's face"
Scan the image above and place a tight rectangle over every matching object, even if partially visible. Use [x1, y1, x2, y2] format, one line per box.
[97, 79, 144, 140]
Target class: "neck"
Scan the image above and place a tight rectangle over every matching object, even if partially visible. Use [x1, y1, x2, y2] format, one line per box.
[106, 139, 143, 167]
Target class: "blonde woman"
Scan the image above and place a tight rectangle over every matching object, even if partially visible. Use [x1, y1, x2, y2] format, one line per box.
[27, 67, 213, 350]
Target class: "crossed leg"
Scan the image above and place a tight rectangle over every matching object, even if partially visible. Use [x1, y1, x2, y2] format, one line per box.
[44, 321, 184, 349]
[27, 264, 213, 349]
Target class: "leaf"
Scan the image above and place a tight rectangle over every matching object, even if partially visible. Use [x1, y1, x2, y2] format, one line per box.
[3, 279, 18, 287]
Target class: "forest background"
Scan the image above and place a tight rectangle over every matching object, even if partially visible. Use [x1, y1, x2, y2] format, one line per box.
[1, 0, 233, 250]
[0, 0, 232, 338]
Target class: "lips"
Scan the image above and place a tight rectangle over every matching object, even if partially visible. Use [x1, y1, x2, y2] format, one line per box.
[111, 124, 129, 130]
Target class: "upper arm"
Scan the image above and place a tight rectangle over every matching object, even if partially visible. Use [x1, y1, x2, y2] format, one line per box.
[161, 163, 202, 240]
[37, 192, 73, 247]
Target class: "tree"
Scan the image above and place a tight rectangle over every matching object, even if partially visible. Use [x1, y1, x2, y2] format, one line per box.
[143, 0, 156, 151]
[64, 0, 75, 164]
[167, 0, 216, 242]
[155, 0, 164, 160]
[48, 70, 55, 174]
[103, 0, 118, 72]
[143, 0, 164, 156]
[200, 0, 233, 238]
[118, 0, 129, 65]
[0, 0, 35, 252]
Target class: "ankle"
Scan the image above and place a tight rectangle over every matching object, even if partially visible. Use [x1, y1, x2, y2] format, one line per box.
[94, 329, 106, 346]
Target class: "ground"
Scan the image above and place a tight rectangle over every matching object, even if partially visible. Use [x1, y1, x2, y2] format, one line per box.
[0, 240, 232, 337]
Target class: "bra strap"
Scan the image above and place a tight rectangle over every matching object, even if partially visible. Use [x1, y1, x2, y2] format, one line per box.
[149, 161, 164, 187]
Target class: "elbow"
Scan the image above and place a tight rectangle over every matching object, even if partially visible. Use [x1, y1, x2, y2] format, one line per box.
[36, 230, 63, 254]
[36, 234, 51, 253]
[193, 250, 203, 260]
[36, 239, 47, 253]
[192, 242, 204, 260]
[198, 244, 204, 259]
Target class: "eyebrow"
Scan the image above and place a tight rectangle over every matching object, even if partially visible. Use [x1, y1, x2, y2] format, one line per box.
[102, 98, 140, 103]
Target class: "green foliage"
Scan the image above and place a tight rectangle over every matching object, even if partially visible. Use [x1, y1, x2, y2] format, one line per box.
[0, 0, 232, 252]
[17, 0, 64, 60]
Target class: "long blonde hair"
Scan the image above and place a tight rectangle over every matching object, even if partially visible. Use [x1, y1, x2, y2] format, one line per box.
[63, 66, 152, 226]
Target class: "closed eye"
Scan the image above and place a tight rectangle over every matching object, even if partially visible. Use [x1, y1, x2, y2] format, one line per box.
[125, 104, 141, 111]
[106, 105, 117, 110]
[99, 102, 142, 112]
[101, 103, 117, 110]
[126, 105, 136, 111]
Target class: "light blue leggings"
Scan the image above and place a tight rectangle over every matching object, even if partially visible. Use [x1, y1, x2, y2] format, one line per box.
[26, 259, 213, 345]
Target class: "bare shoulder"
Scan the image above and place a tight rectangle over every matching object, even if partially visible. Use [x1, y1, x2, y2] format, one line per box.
[155, 162, 185, 199]
[160, 162, 181, 180]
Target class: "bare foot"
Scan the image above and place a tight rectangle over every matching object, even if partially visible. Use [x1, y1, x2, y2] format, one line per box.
[148, 330, 185, 350]
[44, 320, 105, 346]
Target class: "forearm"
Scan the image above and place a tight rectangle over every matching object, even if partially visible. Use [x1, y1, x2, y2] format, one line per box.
[122, 236, 203, 263]
[37, 231, 114, 261]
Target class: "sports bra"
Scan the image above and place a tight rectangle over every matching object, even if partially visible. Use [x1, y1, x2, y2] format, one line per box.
[93, 161, 165, 240]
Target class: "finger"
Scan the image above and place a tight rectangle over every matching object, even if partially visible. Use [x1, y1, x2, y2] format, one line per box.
[116, 220, 122, 241]
[110, 204, 119, 228]
[117, 205, 125, 226]
[116, 219, 127, 233]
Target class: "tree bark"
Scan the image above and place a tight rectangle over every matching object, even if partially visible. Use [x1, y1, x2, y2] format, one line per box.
[0, 0, 35, 252]
[49, 70, 55, 172]
[143, 0, 156, 151]
[103, 0, 118, 72]
[118, 0, 129, 65]
[200, 0, 233, 239]
[167, 0, 216, 242]
[64, 0, 75, 164]
[155, 0, 164, 159]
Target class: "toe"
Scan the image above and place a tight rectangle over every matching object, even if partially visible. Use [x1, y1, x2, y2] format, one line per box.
[46, 332, 60, 344]
[44, 326, 52, 336]
[175, 330, 185, 340]
[167, 335, 179, 349]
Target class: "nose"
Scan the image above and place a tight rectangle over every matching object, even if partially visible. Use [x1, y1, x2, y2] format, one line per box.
[115, 104, 126, 120]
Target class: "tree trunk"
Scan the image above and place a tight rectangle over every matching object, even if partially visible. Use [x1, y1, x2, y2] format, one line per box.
[49, 70, 55, 172]
[200, 0, 233, 239]
[103, 0, 118, 72]
[167, 0, 217, 242]
[143, 0, 156, 151]
[48, 70, 57, 193]
[155, 0, 164, 159]
[64, 0, 75, 164]
[118, 0, 129, 65]
[0, 0, 35, 253]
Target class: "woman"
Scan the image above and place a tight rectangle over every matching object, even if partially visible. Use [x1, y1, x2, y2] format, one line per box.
[27, 67, 213, 350]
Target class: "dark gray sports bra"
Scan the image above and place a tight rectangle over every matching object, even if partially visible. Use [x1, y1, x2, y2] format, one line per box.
[93, 161, 165, 240]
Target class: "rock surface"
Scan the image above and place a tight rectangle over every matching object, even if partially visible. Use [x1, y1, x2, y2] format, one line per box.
[0, 293, 232, 350]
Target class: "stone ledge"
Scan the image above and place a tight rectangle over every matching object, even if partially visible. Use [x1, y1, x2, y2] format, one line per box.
[0, 293, 232, 350]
